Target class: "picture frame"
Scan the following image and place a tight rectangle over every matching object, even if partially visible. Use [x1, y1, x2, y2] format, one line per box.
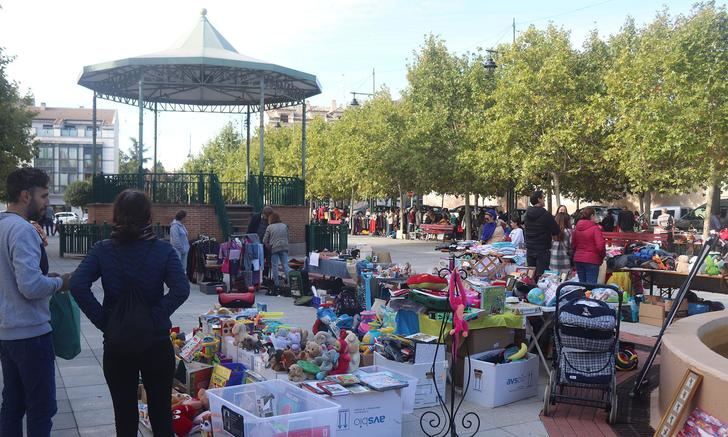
[655, 368, 703, 437]
[514, 266, 535, 279]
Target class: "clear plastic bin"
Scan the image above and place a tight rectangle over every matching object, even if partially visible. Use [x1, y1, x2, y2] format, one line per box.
[208, 379, 340, 437]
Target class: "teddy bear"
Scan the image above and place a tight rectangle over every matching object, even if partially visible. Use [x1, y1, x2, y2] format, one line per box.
[197, 388, 210, 410]
[300, 341, 322, 362]
[676, 255, 690, 274]
[288, 364, 306, 382]
[270, 328, 293, 350]
[315, 349, 339, 380]
[313, 331, 333, 347]
[328, 330, 351, 376]
[289, 327, 309, 353]
[345, 331, 361, 372]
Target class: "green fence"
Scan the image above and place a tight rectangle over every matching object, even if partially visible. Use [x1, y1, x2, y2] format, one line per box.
[305, 223, 349, 253]
[247, 174, 305, 211]
[219, 182, 247, 204]
[210, 174, 231, 241]
[59, 223, 170, 257]
[92, 173, 213, 204]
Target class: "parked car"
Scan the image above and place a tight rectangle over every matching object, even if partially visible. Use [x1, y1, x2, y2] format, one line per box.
[649, 206, 692, 226]
[675, 199, 728, 232]
[572, 206, 622, 224]
[54, 211, 79, 224]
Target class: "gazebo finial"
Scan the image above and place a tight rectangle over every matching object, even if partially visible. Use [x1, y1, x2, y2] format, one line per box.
[201, 8, 207, 17]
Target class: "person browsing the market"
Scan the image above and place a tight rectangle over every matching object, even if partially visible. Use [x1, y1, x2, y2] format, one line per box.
[170, 209, 190, 271]
[508, 213, 525, 249]
[571, 207, 606, 283]
[524, 190, 560, 278]
[0, 168, 72, 437]
[247, 205, 274, 241]
[70, 189, 190, 436]
[480, 209, 505, 244]
[263, 212, 290, 292]
[550, 212, 573, 276]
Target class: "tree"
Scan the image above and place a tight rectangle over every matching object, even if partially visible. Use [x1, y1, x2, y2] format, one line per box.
[119, 137, 150, 174]
[63, 180, 92, 207]
[0, 47, 37, 200]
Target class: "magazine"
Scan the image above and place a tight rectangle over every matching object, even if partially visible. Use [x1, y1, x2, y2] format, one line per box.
[346, 384, 372, 394]
[301, 381, 326, 394]
[406, 333, 439, 343]
[325, 374, 360, 386]
[317, 382, 350, 396]
[356, 371, 408, 391]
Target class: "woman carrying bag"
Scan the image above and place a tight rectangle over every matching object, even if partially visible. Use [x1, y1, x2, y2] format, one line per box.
[70, 190, 190, 436]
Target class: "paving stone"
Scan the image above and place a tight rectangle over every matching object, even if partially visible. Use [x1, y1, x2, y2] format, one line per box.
[74, 408, 116, 428]
[52, 412, 77, 430]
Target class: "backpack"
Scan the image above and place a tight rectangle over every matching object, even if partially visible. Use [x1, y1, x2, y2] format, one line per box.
[104, 240, 157, 355]
[334, 288, 361, 317]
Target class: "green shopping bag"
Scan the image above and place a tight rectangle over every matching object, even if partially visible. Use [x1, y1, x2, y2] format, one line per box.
[49, 291, 81, 360]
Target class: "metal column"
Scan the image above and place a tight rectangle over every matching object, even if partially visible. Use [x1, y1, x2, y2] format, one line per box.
[92, 93, 97, 175]
[301, 101, 307, 182]
[258, 78, 265, 176]
[153, 103, 158, 174]
[138, 79, 144, 175]
[246, 106, 251, 181]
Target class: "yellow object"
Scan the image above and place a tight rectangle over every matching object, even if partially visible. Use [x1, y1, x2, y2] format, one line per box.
[209, 364, 232, 389]
[607, 272, 632, 295]
[259, 312, 284, 319]
[506, 343, 528, 361]
[418, 312, 524, 341]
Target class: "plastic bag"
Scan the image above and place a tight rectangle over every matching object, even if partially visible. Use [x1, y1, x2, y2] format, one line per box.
[49, 292, 81, 360]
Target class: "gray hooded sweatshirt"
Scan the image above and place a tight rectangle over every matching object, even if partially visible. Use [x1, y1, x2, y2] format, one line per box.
[0, 212, 62, 340]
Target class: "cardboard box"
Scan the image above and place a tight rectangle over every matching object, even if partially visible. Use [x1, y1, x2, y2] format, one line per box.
[665, 299, 689, 318]
[360, 353, 374, 368]
[639, 301, 665, 327]
[449, 327, 515, 387]
[328, 381, 404, 437]
[464, 350, 539, 408]
[236, 348, 266, 373]
[373, 352, 446, 409]
[174, 360, 213, 394]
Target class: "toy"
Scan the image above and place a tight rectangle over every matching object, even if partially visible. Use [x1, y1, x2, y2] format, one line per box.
[328, 330, 351, 375]
[297, 359, 321, 377]
[171, 391, 192, 409]
[289, 327, 309, 353]
[196, 388, 210, 410]
[315, 349, 339, 380]
[281, 349, 297, 371]
[313, 331, 334, 347]
[448, 269, 469, 359]
[527, 288, 545, 305]
[706, 256, 720, 276]
[220, 319, 237, 337]
[270, 328, 292, 350]
[288, 363, 306, 382]
[301, 341, 322, 361]
[345, 331, 361, 372]
[172, 410, 194, 436]
[676, 255, 690, 274]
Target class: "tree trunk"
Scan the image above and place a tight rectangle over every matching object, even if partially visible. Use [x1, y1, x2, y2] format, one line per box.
[703, 167, 719, 240]
[546, 186, 553, 214]
[350, 188, 356, 235]
[639, 193, 645, 215]
[644, 191, 652, 220]
[475, 194, 479, 210]
[576, 197, 580, 211]
[399, 189, 406, 239]
[308, 199, 313, 224]
[551, 172, 561, 210]
[465, 193, 472, 241]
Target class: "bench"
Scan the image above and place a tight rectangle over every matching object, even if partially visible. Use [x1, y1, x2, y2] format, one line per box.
[602, 232, 669, 249]
[419, 224, 455, 240]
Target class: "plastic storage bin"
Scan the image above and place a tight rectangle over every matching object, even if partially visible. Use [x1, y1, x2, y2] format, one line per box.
[208, 379, 340, 437]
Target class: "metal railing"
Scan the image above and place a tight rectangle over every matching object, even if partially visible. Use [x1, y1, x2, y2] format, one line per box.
[247, 174, 305, 211]
[92, 173, 213, 204]
[305, 223, 349, 253]
[209, 174, 231, 241]
[219, 182, 247, 204]
[58, 222, 170, 257]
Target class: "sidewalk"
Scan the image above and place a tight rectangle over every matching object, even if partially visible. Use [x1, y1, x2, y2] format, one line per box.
[1, 234, 548, 436]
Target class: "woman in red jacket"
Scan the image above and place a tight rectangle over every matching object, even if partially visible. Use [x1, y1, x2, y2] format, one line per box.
[571, 207, 606, 283]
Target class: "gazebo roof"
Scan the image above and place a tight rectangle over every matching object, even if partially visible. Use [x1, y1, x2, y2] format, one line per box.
[78, 9, 321, 112]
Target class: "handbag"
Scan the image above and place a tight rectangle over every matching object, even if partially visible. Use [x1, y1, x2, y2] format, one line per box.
[221, 257, 230, 274]
[49, 292, 81, 360]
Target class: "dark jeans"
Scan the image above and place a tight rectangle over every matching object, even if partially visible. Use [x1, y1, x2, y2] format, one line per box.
[527, 250, 551, 279]
[103, 339, 175, 437]
[575, 262, 600, 284]
[43, 219, 53, 236]
[0, 332, 57, 437]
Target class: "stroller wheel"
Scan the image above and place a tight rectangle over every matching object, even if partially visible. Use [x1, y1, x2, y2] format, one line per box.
[543, 372, 553, 417]
[608, 375, 619, 424]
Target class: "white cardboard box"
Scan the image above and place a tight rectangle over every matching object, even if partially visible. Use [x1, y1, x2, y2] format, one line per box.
[235, 348, 266, 373]
[463, 350, 539, 408]
[329, 384, 403, 437]
[373, 351, 446, 409]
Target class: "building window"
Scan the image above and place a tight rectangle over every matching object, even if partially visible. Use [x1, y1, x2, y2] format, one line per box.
[39, 125, 54, 136]
[280, 114, 289, 123]
[83, 146, 102, 173]
[60, 125, 77, 137]
[85, 126, 101, 137]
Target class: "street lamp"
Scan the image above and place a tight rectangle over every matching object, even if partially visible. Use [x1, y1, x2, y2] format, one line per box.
[349, 91, 373, 107]
[484, 49, 498, 70]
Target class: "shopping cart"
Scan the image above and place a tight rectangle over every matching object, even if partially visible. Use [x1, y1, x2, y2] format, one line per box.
[542, 282, 623, 424]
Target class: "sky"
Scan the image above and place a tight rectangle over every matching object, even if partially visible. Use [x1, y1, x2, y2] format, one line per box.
[0, 0, 710, 171]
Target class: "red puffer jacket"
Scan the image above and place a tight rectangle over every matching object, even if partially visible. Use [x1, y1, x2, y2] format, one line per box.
[572, 219, 606, 265]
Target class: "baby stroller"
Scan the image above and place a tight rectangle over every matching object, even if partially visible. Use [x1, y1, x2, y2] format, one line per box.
[543, 282, 623, 424]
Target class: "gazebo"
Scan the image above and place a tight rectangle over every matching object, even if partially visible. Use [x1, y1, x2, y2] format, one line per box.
[78, 8, 321, 198]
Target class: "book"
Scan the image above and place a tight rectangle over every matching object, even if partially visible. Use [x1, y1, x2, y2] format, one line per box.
[325, 374, 360, 386]
[317, 381, 350, 396]
[406, 333, 439, 343]
[346, 384, 371, 394]
[301, 381, 326, 394]
[357, 371, 408, 391]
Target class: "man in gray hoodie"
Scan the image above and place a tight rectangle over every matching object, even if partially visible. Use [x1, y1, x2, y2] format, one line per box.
[0, 168, 70, 436]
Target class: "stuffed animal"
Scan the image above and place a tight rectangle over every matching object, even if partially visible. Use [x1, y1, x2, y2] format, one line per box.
[280, 349, 297, 371]
[270, 328, 293, 350]
[313, 331, 333, 347]
[172, 411, 194, 436]
[288, 364, 306, 382]
[315, 349, 339, 380]
[448, 269, 469, 358]
[676, 255, 690, 274]
[328, 330, 351, 376]
[269, 349, 284, 371]
[302, 341, 322, 361]
[171, 391, 192, 409]
[231, 323, 247, 347]
[197, 388, 210, 410]
[345, 331, 361, 372]
[706, 256, 720, 276]
[289, 327, 309, 352]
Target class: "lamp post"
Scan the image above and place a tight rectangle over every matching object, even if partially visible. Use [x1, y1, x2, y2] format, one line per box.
[349, 91, 373, 107]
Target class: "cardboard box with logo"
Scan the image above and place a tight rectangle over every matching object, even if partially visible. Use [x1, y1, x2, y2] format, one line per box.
[373, 351, 446, 409]
[463, 350, 539, 408]
[451, 327, 515, 387]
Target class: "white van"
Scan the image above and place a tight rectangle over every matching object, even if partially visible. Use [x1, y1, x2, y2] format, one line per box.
[650, 206, 692, 226]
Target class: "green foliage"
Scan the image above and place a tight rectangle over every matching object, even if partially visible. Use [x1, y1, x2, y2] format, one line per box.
[63, 180, 92, 207]
[119, 137, 151, 174]
[0, 48, 37, 201]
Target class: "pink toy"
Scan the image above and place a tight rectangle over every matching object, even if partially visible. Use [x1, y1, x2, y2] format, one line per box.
[448, 269, 469, 361]
[328, 330, 351, 375]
